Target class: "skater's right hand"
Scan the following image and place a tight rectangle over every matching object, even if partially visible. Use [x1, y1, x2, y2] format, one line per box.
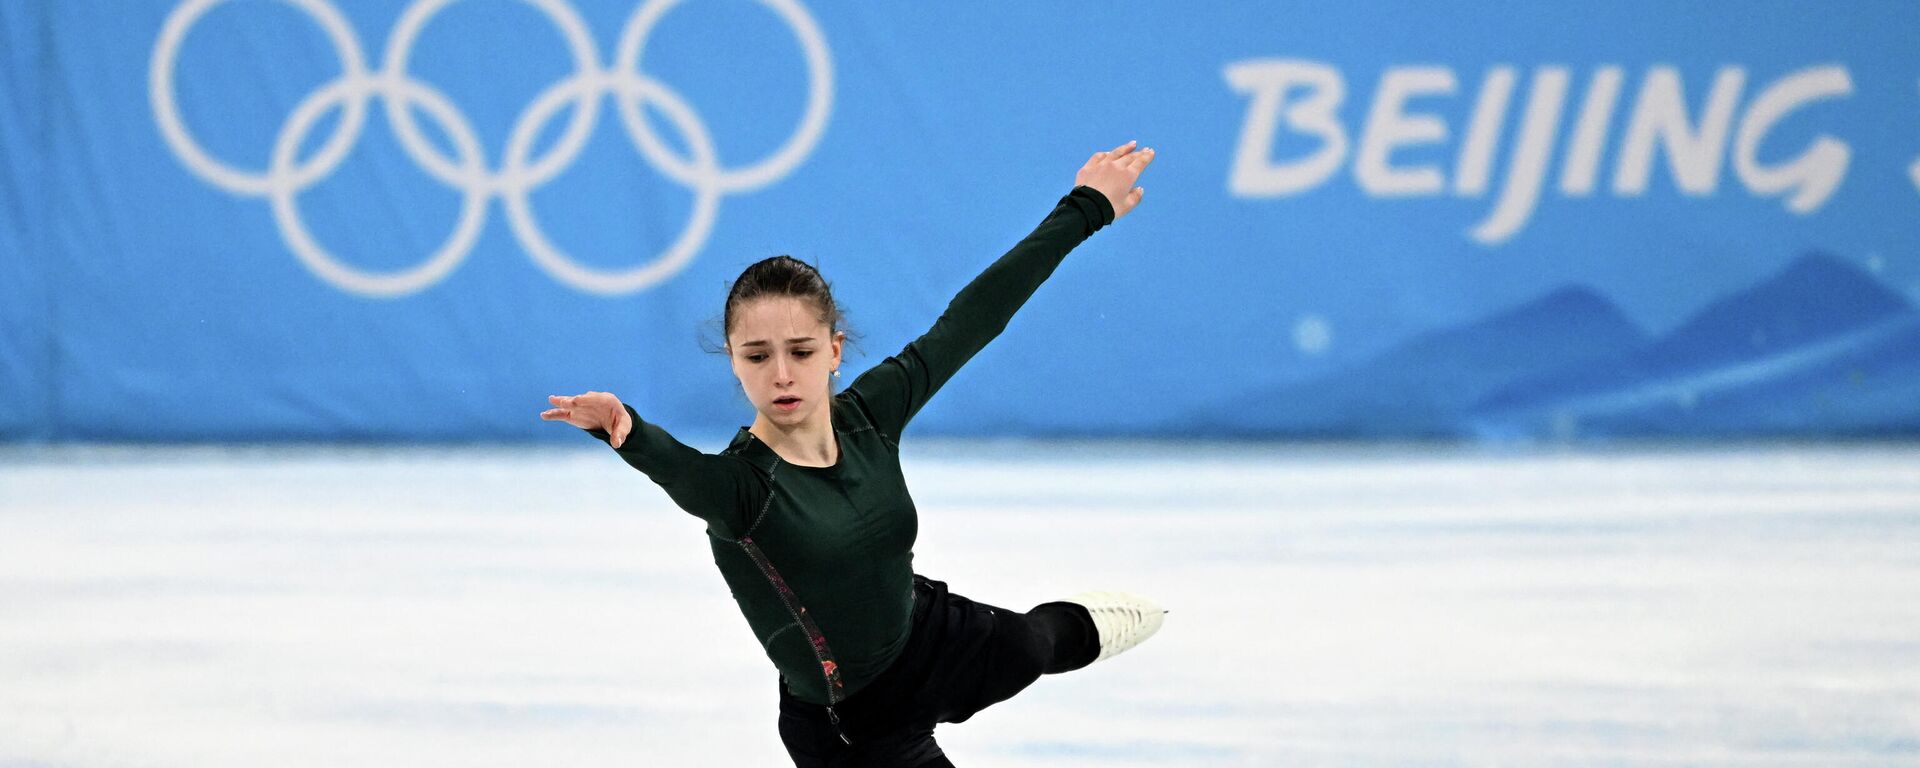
[542, 391, 632, 448]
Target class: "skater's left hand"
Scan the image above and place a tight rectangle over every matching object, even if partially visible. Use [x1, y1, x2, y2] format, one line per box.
[1075, 140, 1155, 220]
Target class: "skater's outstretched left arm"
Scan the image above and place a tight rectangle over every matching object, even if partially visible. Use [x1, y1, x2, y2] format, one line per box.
[844, 140, 1155, 442]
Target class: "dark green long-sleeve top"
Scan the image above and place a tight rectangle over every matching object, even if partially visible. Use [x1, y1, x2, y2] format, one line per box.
[591, 186, 1115, 705]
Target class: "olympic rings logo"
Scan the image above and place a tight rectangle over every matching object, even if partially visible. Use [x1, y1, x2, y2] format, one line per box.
[149, 0, 833, 297]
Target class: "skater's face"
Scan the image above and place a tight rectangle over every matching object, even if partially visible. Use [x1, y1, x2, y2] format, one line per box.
[727, 296, 844, 429]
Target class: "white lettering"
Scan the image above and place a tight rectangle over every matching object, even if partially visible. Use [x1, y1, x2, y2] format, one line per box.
[1455, 67, 1518, 196]
[1216, 59, 1861, 245]
[1734, 65, 1851, 213]
[1355, 67, 1455, 196]
[1559, 66, 1623, 196]
[1474, 68, 1571, 243]
[1224, 59, 1349, 196]
[1614, 66, 1747, 196]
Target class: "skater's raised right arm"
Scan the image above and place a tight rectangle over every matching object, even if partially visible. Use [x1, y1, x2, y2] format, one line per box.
[844, 140, 1154, 442]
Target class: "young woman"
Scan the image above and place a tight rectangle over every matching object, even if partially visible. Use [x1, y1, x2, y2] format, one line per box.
[541, 140, 1162, 767]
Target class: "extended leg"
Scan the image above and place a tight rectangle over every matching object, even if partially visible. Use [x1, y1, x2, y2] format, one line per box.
[933, 600, 1101, 722]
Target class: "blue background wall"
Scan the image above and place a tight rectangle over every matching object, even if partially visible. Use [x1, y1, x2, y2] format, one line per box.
[4, 0, 1919, 442]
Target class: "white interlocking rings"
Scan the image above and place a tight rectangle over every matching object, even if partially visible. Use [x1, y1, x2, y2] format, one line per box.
[150, 0, 833, 297]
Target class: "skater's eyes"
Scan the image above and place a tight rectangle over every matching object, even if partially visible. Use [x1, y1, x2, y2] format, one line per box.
[743, 350, 812, 363]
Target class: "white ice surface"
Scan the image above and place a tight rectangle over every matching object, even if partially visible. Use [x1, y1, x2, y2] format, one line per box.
[3, 443, 1918, 767]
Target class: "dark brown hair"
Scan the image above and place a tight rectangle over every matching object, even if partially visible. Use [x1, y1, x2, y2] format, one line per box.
[706, 255, 858, 353]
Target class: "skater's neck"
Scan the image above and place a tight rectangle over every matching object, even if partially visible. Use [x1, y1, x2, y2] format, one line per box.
[750, 409, 839, 468]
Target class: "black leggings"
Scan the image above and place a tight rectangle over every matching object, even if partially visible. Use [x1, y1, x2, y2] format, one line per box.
[777, 575, 1101, 767]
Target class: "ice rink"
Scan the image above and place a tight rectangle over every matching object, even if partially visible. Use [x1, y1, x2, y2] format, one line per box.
[4, 442, 1918, 767]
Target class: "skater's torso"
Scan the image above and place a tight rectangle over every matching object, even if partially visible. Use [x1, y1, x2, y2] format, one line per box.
[596, 187, 1114, 705]
[708, 390, 922, 706]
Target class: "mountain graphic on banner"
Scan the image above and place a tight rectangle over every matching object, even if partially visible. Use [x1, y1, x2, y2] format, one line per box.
[1200, 287, 1647, 436]
[1475, 254, 1920, 438]
[1203, 253, 1920, 438]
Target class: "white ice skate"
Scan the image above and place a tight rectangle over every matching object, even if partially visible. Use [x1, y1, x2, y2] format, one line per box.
[1065, 591, 1166, 663]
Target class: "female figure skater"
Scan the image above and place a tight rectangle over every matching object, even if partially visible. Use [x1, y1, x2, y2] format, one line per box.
[541, 140, 1162, 767]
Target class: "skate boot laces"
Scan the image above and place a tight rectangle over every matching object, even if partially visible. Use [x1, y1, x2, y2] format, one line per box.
[1065, 591, 1166, 662]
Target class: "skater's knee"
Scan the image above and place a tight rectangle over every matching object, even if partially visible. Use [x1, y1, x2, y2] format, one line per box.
[999, 615, 1054, 682]
[1029, 602, 1099, 674]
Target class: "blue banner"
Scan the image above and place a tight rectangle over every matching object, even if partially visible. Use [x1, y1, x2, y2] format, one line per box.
[4, 0, 1920, 442]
